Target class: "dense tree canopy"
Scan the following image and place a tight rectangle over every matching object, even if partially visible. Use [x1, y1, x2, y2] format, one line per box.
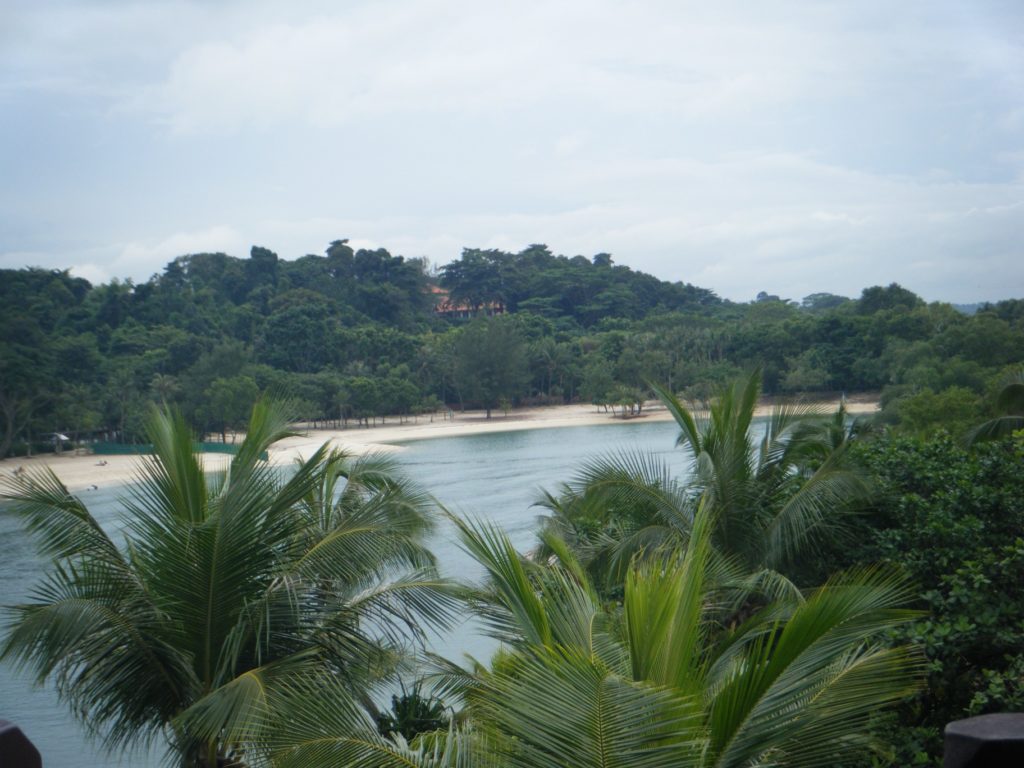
[1, 240, 1022, 455]
[813, 433, 1024, 765]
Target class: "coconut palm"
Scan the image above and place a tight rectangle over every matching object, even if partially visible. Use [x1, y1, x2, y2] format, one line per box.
[201, 508, 919, 767]
[654, 370, 870, 570]
[534, 451, 695, 595]
[248, 678, 496, 768]
[966, 369, 1024, 445]
[450, 509, 921, 768]
[538, 371, 869, 590]
[1, 400, 458, 766]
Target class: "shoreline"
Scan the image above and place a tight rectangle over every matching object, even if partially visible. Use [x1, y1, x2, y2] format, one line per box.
[0, 397, 879, 493]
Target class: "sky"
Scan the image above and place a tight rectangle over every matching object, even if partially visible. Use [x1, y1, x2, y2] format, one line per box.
[1, 0, 1022, 303]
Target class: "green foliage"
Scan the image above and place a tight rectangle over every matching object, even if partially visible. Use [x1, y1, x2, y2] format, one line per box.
[656, 372, 870, 574]
[0, 402, 458, 764]
[801, 292, 852, 312]
[376, 682, 452, 742]
[453, 318, 529, 417]
[536, 373, 872, 600]
[441, 244, 717, 325]
[451, 513, 922, 768]
[857, 283, 924, 315]
[782, 347, 831, 391]
[830, 434, 1024, 766]
[889, 386, 981, 438]
[967, 369, 1024, 444]
[203, 375, 260, 441]
[1, 242, 1022, 454]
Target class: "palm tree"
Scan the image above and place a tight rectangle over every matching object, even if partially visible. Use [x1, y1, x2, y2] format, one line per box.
[534, 451, 695, 594]
[188, 509, 918, 767]
[966, 369, 1024, 445]
[1, 400, 458, 766]
[538, 371, 869, 590]
[654, 370, 870, 571]
[448, 510, 921, 768]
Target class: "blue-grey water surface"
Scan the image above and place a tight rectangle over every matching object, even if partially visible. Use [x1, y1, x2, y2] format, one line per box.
[0, 418, 690, 766]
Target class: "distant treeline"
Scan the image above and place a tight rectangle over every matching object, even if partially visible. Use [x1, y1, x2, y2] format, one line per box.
[2, 240, 1022, 455]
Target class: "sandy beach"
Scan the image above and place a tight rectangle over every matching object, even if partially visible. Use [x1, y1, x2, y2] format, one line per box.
[0, 397, 879, 493]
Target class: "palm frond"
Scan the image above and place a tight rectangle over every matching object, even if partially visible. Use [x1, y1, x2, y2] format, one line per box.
[2, 565, 195, 750]
[172, 653, 317, 749]
[452, 515, 553, 648]
[139, 406, 208, 525]
[231, 396, 299, 475]
[624, 500, 716, 696]
[651, 380, 703, 455]
[273, 692, 493, 768]
[1, 468, 124, 563]
[706, 567, 921, 768]
[576, 450, 691, 514]
[2, 397, 460, 763]
[761, 454, 871, 570]
[475, 646, 706, 768]
[339, 569, 464, 645]
[965, 414, 1024, 445]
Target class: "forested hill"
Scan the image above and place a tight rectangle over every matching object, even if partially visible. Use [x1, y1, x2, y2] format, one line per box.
[2, 240, 1022, 455]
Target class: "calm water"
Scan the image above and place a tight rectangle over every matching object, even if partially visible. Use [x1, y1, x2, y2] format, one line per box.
[0, 418, 689, 766]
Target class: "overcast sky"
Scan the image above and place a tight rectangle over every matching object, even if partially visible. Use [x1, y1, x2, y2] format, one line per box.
[2, 1, 1022, 303]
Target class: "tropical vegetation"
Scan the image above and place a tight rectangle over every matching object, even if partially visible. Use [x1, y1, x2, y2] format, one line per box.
[3, 241, 1023, 456]
[4, 376, 1024, 765]
[0, 400, 458, 765]
[2, 236, 1022, 766]
[812, 430, 1024, 765]
[536, 370, 869, 594]
[440, 512, 922, 768]
[183, 510, 924, 767]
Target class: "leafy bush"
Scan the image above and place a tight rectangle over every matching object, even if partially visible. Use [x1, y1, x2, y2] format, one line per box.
[838, 434, 1024, 765]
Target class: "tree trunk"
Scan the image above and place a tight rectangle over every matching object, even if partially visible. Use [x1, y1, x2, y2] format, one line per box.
[0, 396, 15, 458]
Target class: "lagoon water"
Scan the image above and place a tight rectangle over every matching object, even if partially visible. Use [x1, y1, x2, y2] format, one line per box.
[0, 418, 690, 767]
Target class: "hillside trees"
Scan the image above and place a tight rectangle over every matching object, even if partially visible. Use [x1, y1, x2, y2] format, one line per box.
[453, 317, 529, 418]
[2, 243, 1023, 455]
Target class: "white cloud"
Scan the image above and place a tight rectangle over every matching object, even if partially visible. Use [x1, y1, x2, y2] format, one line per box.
[128, 0, 833, 134]
[69, 263, 114, 285]
[2, 1, 1022, 304]
[226, 149, 1022, 303]
[114, 225, 247, 280]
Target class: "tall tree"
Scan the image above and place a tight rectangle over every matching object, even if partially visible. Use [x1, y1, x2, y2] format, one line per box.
[453, 318, 528, 418]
